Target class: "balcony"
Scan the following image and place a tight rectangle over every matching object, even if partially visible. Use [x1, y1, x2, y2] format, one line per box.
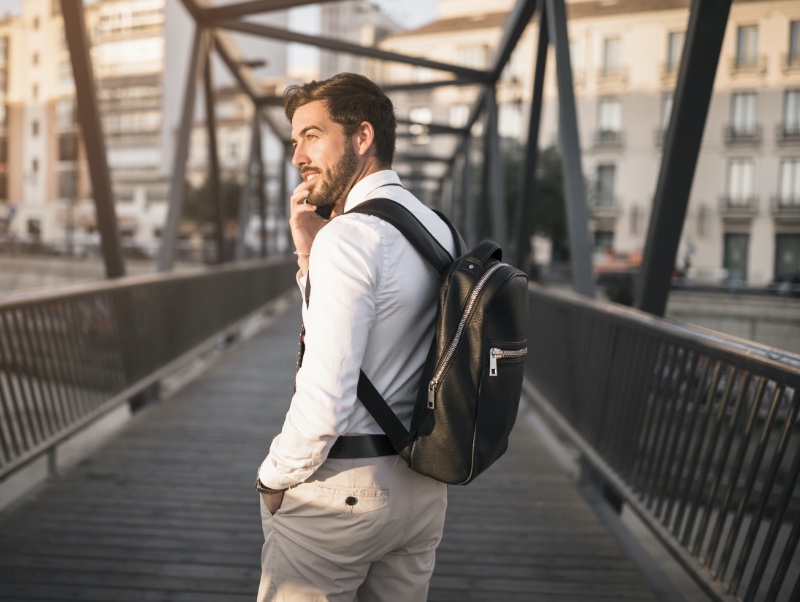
[587, 196, 622, 217]
[724, 124, 762, 146]
[597, 66, 629, 87]
[719, 195, 759, 217]
[772, 195, 800, 218]
[660, 61, 679, 83]
[593, 129, 625, 150]
[730, 55, 767, 76]
[782, 53, 800, 73]
[776, 124, 800, 145]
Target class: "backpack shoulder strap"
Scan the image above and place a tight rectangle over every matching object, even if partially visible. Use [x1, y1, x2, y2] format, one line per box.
[349, 198, 456, 272]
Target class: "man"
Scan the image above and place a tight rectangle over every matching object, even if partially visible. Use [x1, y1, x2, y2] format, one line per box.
[255, 73, 456, 601]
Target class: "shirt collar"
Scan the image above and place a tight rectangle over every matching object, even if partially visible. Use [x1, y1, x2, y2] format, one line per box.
[343, 170, 402, 213]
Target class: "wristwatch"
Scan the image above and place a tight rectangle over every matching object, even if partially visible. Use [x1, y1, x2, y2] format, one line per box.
[255, 476, 286, 495]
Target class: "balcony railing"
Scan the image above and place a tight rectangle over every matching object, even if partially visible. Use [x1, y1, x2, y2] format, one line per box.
[725, 124, 762, 145]
[593, 129, 625, 149]
[588, 196, 622, 216]
[730, 55, 767, 75]
[720, 195, 759, 216]
[597, 66, 629, 86]
[782, 53, 800, 73]
[776, 124, 800, 144]
[772, 195, 800, 216]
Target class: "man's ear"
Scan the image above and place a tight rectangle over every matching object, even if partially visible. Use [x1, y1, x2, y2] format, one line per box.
[353, 121, 376, 158]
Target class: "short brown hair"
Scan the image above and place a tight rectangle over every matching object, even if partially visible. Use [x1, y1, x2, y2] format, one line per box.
[284, 72, 396, 166]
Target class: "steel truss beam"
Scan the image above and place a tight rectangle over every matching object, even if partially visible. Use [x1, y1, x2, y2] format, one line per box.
[514, 0, 548, 270]
[546, 0, 595, 297]
[61, 0, 125, 279]
[204, 0, 338, 21]
[215, 19, 492, 81]
[159, 25, 207, 272]
[203, 31, 226, 264]
[635, 0, 732, 316]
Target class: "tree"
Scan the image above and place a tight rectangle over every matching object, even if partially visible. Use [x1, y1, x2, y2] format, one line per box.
[182, 176, 244, 228]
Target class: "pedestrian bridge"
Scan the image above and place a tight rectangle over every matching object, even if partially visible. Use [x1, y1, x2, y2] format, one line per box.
[0, 260, 797, 601]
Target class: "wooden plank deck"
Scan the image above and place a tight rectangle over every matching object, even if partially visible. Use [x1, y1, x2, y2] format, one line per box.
[0, 304, 659, 601]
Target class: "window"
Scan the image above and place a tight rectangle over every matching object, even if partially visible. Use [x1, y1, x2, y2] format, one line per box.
[31, 121, 39, 137]
[0, 37, 7, 63]
[666, 31, 685, 72]
[227, 138, 240, 165]
[56, 98, 76, 129]
[597, 97, 622, 134]
[736, 25, 758, 68]
[0, 137, 7, 163]
[778, 158, 800, 205]
[27, 218, 42, 238]
[59, 61, 73, 90]
[602, 37, 622, 75]
[660, 93, 674, 134]
[449, 104, 469, 129]
[775, 234, 800, 280]
[790, 21, 800, 65]
[569, 39, 584, 75]
[785, 90, 800, 135]
[32, 158, 39, 173]
[0, 104, 6, 129]
[0, 173, 6, 200]
[594, 230, 614, 251]
[59, 133, 78, 161]
[730, 92, 758, 135]
[726, 158, 755, 204]
[408, 106, 432, 145]
[596, 164, 616, 205]
[32, 84, 38, 100]
[0, 69, 7, 94]
[58, 170, 77, 200]
[723, 233, 749, 281]
[32, 16, 40, 30]
[456, 45, 489, 70]
[32, 52, 39, 66]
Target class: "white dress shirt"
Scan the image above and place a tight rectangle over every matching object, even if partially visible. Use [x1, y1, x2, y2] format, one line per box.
[258, 170, 456, 489]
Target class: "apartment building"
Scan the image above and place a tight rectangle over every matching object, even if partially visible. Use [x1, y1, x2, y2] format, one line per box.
[0, 0, 290, 256]
[381, 0, 800, 286]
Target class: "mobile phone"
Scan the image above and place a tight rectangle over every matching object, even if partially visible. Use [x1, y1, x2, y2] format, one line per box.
[315, 204, 334, 220]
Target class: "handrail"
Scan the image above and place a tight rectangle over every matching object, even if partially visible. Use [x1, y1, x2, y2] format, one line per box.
[0, 258, 297, 480]
[525, 283, 800, 602]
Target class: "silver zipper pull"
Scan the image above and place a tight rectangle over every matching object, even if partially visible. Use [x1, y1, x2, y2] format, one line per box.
[427, 381, 436, 409]
[489, 348, 499, 376]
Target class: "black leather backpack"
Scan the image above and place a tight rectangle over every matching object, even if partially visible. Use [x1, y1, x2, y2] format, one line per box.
[350, 199, 529, 485]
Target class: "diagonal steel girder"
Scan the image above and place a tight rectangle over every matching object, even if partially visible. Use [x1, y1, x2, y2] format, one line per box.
[635, 0, 733, 316]
[61, 0, 125, 279]
[203, 0, 339, 22]
[215, 19, 492, 82]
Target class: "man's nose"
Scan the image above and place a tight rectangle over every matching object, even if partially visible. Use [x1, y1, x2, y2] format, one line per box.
[292, 144, 307, 168]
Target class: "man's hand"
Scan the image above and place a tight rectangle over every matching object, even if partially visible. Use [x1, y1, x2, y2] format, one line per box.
[289, 181, 331, 275]
[261, 490, 285, 515]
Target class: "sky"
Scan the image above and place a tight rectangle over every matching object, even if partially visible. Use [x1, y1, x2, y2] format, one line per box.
[0, 0, 437, 28]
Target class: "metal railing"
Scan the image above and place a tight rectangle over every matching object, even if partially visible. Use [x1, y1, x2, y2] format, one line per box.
[0, 258, 296, 480]
[525, 284, 800, 602]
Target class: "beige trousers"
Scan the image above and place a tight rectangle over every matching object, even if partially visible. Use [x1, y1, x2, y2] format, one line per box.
[256, 454, 448, 602]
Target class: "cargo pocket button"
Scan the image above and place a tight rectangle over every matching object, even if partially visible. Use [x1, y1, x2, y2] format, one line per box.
[345, 496, 358, 506]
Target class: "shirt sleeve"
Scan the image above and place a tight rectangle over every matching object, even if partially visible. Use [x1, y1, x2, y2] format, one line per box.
[258, 216, 383, 489]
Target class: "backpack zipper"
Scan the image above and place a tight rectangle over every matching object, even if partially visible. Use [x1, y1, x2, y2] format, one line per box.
[427, 262, 504, 409]
[489, 347, 528, 376]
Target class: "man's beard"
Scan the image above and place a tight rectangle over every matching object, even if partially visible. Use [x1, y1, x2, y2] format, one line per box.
[306, 143, 359, 211]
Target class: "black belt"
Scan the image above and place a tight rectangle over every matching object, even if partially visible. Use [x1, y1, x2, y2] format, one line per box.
[327, 435, 397, 459]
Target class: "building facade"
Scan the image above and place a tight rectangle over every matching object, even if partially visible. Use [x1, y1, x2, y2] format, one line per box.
[0, 0, 291, 258]
[381, 0, 800, 286]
